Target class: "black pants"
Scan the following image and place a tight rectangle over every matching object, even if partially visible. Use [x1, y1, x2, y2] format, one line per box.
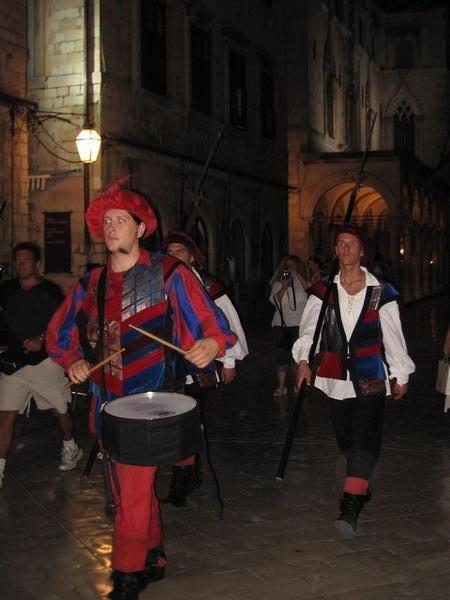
[329, 394, 385, 480]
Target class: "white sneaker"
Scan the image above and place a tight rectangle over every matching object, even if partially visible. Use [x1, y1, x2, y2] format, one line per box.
[59, 445, 83, 471]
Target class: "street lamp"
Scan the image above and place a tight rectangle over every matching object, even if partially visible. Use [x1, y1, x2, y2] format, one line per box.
[76, 127, 101, 163]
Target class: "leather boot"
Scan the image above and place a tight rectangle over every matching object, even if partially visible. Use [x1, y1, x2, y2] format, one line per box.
[162, 455, 202, 507]
[334, 492, 367, 539]
[136, 546, 167, 591]
[108, 571, 140, 600]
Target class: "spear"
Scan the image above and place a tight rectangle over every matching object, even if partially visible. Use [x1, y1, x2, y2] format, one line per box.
[275, 111, 377, 481]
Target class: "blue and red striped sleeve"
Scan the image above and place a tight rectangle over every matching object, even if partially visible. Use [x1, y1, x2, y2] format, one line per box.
[165, 264, 237, 355]
[45, 273, 90, 372]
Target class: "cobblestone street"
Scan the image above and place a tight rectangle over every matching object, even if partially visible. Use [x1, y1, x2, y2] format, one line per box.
[0, 295, 449, 600]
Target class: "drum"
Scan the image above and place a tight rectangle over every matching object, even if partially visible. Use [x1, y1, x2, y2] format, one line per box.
[101, 392, 201, 466]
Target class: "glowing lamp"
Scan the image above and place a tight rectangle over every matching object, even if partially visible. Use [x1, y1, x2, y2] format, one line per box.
[76, 128, 101, 163]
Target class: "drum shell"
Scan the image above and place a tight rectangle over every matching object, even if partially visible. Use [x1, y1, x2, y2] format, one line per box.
[101, 402, 201, 466]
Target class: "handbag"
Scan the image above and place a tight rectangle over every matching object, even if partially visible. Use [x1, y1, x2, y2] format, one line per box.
[274, 298, 296, 351]
[436, 355, 450, 395]
[279, 328, 295, 351]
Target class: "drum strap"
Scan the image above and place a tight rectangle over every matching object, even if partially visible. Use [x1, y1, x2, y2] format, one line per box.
[97, 267, 108, 403]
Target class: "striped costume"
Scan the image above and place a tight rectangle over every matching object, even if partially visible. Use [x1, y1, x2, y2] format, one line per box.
[46, 249, 236, 573]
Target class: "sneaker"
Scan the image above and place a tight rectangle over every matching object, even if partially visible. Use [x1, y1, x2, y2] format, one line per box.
[273, 387, 287, 398]
[59, 445, 83, 471]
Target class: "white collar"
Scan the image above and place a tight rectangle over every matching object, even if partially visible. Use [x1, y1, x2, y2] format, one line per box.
[334, 266, 380, 288]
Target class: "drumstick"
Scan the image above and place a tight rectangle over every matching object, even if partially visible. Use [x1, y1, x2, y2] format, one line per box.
[129, 324, 186, 355]
[64, 347, 125, 388]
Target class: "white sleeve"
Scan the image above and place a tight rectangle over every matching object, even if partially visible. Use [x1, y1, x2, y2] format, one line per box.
[380, 301, 415, 385]
[291, 295, 322, 363]
[269, 281, 282, 305]
[214, 294, 249, 367]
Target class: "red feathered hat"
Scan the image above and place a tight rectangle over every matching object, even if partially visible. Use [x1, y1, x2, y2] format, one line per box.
[85, 176, 157, 240]
[162, 230, 205, 264]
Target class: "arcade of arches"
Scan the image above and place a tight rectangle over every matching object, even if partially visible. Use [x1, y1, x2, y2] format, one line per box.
[289, 154, 448, 303]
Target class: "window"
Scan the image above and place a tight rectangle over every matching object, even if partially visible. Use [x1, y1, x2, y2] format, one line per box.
[27, 0, 46, 77]
[393, 101, 415, 154]
[191, 25, 211, 114]
[141, 0, 167, 94]
[394, 38, 414, 69]
[323, 35, 335, 138]
[261, 71, 276, 139]
[230, 220, 245, 281]
[229, 50, 247, 128]
[325, 74, 335, 137]
[335, 0, 345, 22]
[358, 18, 364, 47]
[261, 225, 273, 283]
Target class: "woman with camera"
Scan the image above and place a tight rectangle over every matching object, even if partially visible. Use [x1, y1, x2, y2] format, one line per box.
[269, 255, 309, 397]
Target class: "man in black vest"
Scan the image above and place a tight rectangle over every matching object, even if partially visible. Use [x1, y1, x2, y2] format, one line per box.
[294, 226, 415, 538]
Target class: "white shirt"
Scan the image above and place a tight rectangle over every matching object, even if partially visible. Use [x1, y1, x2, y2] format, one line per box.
[292, 268, 415, 399]
[269, 276, 308, 327]
[192, 267, 248, 369]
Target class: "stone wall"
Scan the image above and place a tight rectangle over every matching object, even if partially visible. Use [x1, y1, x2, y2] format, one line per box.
[0, 0, 29, 278]
[27, 0, 102, 290]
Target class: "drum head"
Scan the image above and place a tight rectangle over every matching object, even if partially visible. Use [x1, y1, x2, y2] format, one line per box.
[104, 392, 197, 420]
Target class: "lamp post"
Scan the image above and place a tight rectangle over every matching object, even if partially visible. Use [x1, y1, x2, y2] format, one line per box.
[75, 126, 101, 246]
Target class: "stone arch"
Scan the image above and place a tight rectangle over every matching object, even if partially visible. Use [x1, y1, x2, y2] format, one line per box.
[300, 171, 399, 222]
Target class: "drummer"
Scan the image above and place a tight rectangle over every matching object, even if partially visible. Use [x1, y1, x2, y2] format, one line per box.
[45, 178, 237, 600]
[162, 230, 248, 507]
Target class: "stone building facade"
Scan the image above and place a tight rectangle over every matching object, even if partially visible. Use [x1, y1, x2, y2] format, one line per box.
[0, 0, 31, 280]
[287, 0, 449, 301]
[24, 0, 288, 314]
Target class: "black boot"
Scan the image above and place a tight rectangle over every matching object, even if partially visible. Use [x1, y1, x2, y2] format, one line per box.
[162, 456, 202, 508]
[108, 571, 140, 600]
[334, 492, 367, 539]
[136, 546, 167, 591]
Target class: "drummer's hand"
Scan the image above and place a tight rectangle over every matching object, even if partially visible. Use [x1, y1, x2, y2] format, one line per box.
[23, 337, 44, 353]
[221, 366, 236, 384]
[67, 359, 91, 384]
[185, 338, 219, 369]
[296, 360, 311, 387]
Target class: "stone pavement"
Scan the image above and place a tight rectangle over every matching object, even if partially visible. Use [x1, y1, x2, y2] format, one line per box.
[0, 294, 449, 600]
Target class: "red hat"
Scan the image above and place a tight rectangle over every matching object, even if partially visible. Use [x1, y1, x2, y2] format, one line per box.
[85, 177, 158, 240]
[334, 224, 368, 256]
[162, 230, 205, 264]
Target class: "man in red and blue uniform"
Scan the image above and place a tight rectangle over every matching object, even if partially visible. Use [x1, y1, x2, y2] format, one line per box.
[46, 179, 237, 600]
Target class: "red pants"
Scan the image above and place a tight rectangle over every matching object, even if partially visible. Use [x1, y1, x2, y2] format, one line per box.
[111, 463, 164, 572]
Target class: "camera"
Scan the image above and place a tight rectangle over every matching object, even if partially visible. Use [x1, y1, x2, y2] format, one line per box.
[280, 270, 292, 283]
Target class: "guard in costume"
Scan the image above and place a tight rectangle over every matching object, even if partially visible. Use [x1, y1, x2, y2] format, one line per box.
[293, 225, 415, 538]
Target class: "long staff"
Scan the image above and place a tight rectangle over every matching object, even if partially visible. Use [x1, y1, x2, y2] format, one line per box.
[182, 131, 223, 231]
[276, 111, 377, 481]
